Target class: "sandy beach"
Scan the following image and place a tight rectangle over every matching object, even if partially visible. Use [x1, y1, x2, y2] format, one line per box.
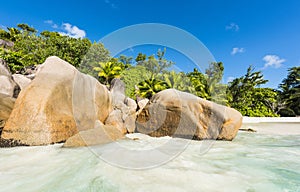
[241, 117, 300, 135]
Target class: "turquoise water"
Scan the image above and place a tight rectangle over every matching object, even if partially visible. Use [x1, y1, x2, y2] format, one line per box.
[0, 132, 299, 192]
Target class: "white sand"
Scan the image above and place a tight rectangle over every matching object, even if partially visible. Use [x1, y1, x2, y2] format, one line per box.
[241, 117, 300, 135]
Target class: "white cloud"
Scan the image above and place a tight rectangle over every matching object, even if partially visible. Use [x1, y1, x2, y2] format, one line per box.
[231, 47, 245, 55]
[226, 23, 239, 31]
[61, 23, 86, 38]
[104, 0, 117, 8]
[44, 20, 58, 29]
[44, 20, 53, 24]
[44, 20, 86, 38]
[263, 55, 285, 68]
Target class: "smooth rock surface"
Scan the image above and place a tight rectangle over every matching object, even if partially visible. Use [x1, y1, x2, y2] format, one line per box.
[105, 109, 127, 134]
[0, 93, 15, 134]
[137, 98, 149, 115]
[63, 124, 124, 147]
[12, 74, 31, 90]
[136, 89, 242, 141]
[0, 93, 15, 121]
[0, 76, 18, 97]
[0, 58, 11, 76]
[1, 56, 112, 146]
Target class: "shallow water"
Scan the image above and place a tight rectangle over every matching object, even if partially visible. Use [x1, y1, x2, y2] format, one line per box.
[0, 132, 299, 192]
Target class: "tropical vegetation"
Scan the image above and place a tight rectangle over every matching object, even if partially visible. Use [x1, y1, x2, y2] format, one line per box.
[0, 24, 299, 117]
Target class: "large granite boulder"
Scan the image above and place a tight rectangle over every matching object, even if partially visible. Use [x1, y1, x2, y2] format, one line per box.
[1, 56, 112, 146]
[63, 122, 124, 147]
[136, 89, 242, 141]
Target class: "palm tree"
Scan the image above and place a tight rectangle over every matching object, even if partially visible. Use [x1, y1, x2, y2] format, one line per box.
[187, 68, 209, 99]
[279, 66, 300, 116]
[137, 77, 168, 99]
[93, 60, 124, 85]
[163, 71, 195, 94]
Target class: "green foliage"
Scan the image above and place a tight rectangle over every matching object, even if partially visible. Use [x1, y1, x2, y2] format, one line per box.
[2, 23, 299, 117]
[79, 42, 111, 78]
[94, 58, 126, 86]
[17, 24, 37, 33]
[278, 66, 300, 116]
[186, 62, 227, 104]
[187, 68, 209, 99]
[227, 66, 278, 117]
[119, 55, 133, 66]
[135, 53, 146, 62]
[137, 77, 169, 99]
[121, 65, 151, 98]
[132, 49, 174, 99]
[0, 24, 93, 73]
[136, 48, 173, 77]
[163, 71, 196, 94]
[205, 62, 227, 104]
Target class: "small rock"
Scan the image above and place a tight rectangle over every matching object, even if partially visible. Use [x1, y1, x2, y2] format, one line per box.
[12, 74, 31, 90]
[0, 58, 11, 76]
[239, 128, 257, 132]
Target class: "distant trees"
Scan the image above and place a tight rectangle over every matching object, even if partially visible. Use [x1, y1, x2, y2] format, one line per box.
[134, 49, 174, 99]
[227, 66, 278, 117]
[278, 67, 300, 116]
[0, 23, 109, 73]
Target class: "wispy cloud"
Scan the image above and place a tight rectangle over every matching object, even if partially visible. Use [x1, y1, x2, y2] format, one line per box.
[226, 23, 239, 32]
[0, 25, 7, 30]
[226, 76, 236, 83]
[44, 20, 58, 29]
[60, 23, 86, 38]
[104, 0, 117, 9]
[231, 47, 245, 55]
[263, 55, 285, 69]
[45, 20, 86, 38]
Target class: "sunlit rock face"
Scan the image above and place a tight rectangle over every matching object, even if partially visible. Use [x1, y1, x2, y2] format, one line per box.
[136, 89, 242, 141]
[105, 78, 137, 134]
[0, 59, 17, 137]
[0, 58, 19, 98]
[12, 74, 31, 90]
[63, 123, 124, 147]
[0, 93, 15, 132]
[1, 56, 112, 146]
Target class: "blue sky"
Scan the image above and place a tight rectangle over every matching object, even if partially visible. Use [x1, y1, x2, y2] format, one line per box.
[1, 0, 300, 88]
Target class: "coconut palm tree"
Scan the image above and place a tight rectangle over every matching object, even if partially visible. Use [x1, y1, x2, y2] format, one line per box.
[279, 66, 300, 116]
[137, 77, 169, 99]
[163, 71, 196, 94]
[94, 59, 125, 85]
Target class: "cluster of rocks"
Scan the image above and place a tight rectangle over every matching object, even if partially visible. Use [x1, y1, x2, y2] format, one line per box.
[0, 56, 243, 148]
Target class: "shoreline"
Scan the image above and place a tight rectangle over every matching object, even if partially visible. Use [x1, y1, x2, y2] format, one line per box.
[241, 117, 300, 135]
